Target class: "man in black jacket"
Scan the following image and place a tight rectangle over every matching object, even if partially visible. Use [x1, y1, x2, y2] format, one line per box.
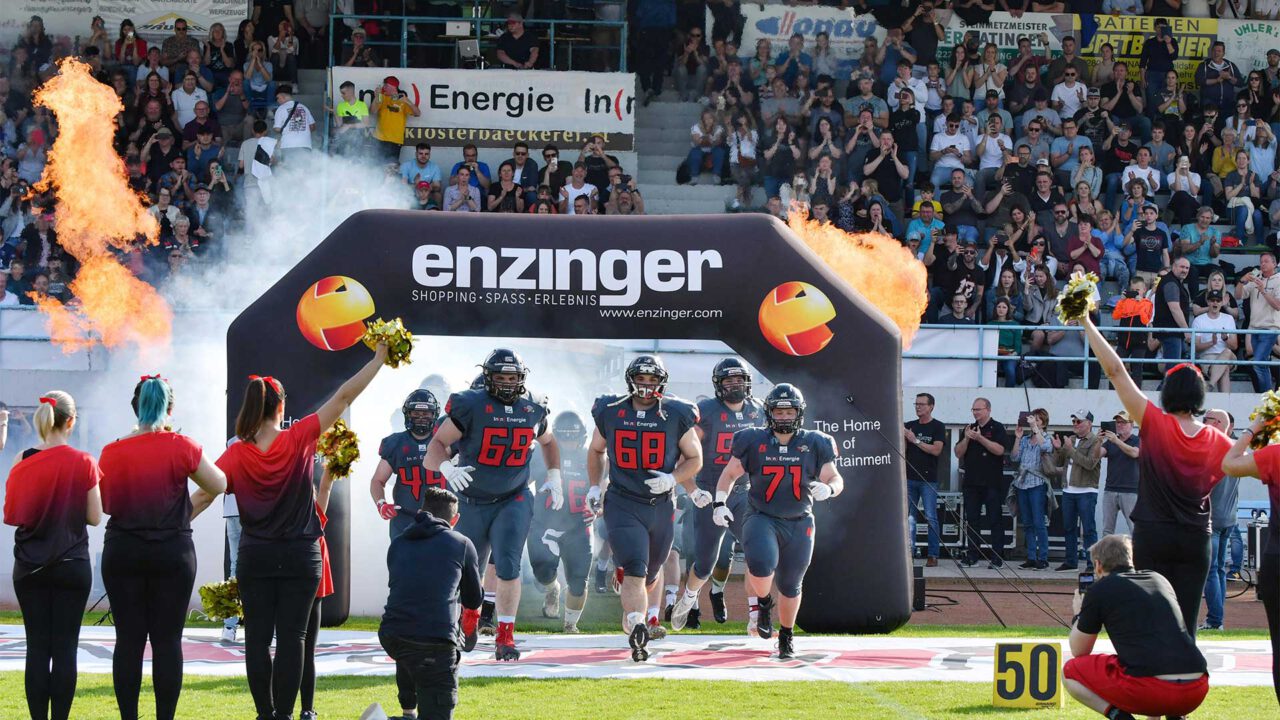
[379, 488, 482, 720]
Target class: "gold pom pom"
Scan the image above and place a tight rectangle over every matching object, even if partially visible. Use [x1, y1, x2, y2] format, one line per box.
[1248, 390, 1280, 450]
[362, 317, 414, 368]
[1057, 270, 1101, 324]
[198, 579, 242, 622]
[317, 419, 360, 478]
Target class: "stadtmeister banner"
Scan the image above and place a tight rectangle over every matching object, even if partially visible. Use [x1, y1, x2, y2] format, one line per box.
[331, 67, 637, 151]
[0, 0, 250, 63]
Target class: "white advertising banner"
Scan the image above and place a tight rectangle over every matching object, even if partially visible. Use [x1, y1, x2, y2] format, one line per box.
[1219, 19, 1280, 73]
[938, 11, 1070, 67]
[331, 67, 638, 151]
[903, 327, 998, 388]
[0, 0, 250, 64]
[732, 4, 886, 79]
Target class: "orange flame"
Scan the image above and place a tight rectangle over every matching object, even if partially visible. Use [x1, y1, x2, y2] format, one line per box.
[31, 58, 170, 352]
[788, 212, 928, 347]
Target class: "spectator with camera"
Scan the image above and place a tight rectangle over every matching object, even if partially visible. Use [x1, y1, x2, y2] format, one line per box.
[1064, 535, 1209, 720]
[1011, 408, 1053, 570]
[1048, 410, 1102, 571]
[450, 144, 491, 192]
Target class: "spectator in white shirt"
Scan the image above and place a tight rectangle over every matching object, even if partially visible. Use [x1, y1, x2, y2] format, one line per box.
[272, 84, 315, 162]
[1121, 147, 1161, 195]
[171, 72, 208, 128]
[1051, 68, 1088, 119]
[1191, 290, 1238, 391]
[559, 162, 598, 214]
[929, 113, 973, 187]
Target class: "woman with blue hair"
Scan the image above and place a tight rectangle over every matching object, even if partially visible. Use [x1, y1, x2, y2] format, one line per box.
[97, 375, 227, 720]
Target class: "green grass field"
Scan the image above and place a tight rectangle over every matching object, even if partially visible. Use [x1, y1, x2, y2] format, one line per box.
[0, 674, 1273, 719]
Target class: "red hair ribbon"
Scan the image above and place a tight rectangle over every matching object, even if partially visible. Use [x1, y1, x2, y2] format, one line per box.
[39, 397, 56, 407]
[1166, 362, 1203, 377]
[140, 374, 165, 382]
[248, 374, 283, 394]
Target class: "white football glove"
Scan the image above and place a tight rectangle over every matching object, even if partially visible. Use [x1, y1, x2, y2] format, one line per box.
[712, 505, 734, 527]
[586, 484, 602, 512]
[690, 488, 713, 508]
[645, 470, 677, 494]
[809, 481, 833, 502]
[540, 469, 565, 511]
[439, 458, 475, 493]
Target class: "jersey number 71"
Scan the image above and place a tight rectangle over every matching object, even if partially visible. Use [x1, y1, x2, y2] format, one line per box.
[762, 465, 802, 502]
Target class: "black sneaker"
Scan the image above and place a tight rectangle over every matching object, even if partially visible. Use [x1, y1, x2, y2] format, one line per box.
[1036, 560, 1049, 570]
[686, 607, 701, 630]
[777, 627, 795, 659]
[710, 591, 727, 623]
[988, 558, 1004, 569]
[756, 595, 775, 640]
[594, 567, 608, 593]
[300, 712, 318, 720]
[664, 604, 673, 622]
[628, 621, 650, 662]
[958, 558, 979, 568]
[1019, 560, 1037, 569]
[1055, 563, 1078, 572]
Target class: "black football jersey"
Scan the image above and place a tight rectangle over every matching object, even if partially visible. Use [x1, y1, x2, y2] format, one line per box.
[695, 397, 766, 490]
[378, 430, 443, 512]
[591, 394, 699, 497]
[732, 427, 838, 518]
[444, 388, 550, 500]
[530, 443, 592, 532]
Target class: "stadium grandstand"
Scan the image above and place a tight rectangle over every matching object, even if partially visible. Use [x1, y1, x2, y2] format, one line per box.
[2, 1, 1280, 718]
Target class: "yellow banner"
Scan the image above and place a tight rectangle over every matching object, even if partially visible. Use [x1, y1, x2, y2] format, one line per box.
[1080, 15, 1218, 89]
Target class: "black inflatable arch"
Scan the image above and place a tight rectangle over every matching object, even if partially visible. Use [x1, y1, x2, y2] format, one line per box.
[226, 211, 910, 633]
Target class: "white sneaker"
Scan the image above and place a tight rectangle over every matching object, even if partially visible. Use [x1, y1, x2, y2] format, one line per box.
[221, 626, 238, 643]
[670, 592, 696, 631]
[689, 174, 700, 186]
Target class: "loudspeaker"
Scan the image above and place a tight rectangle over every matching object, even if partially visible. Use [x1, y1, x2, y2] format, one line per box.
[912, 564, 926, 612]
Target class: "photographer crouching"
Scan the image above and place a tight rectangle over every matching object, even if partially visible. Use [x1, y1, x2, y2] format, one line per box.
[1064, 534, 1208, 720]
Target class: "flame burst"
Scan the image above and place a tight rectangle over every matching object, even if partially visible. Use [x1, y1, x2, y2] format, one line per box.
[788, 213, 928, 347]
[31, 58, 169, 352]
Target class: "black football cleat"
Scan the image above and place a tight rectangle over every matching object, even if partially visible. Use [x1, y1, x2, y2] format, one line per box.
[461, 607, 480, 652]
[686, 607, 701, 630]
[756, 595, 775, 640]
[710, 591, 727, 623]
[777, 628, 795, 659]
[595, 567, 608, 594]
[629, 621, 650, 662]
[664, 603, 673, 622]
[495, 642, 521, 661]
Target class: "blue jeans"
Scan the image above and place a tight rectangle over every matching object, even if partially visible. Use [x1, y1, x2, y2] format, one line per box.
[1104, 172, 1124, 213]
[908, 479, 940, 559]
[687, 146, 726, 178]
[1017, 484, 1049, 563]
[1161, 334, 1185, 370]
[930, 164, 970, 188]
[224, 516, 242, 631]
[1251, 331, 1278, 392]
[1100, 251, 1130, 290]
[247, 81, 275, 110]
[1230, 524, 1244, 572]
[1204, 525, 1232, 627]
[764, 175, 784, 200]
[901, 150, 918, 206]
[1234, 203, 1265, 246]
[999, 359, 1020, 386]
[955, 224, 979, 245]
[1061, 491, 1098, 567]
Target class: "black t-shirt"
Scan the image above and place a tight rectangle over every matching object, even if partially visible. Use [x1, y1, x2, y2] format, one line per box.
[868, 153, 904, 202]
[1103, 435, 1140, 493]
[889, 108, 920, 152]
[941, 189, 981, 227]
[1101, 81, 1139, 118]
[905, 418, 946, 483]
[488, 182, 520, 213]
[1153, 274, 1191, 329]
[945, 259, 986, 300]
[497, 30, 538, 66]
[1133, 226, 1169, 273]
[1076, 569, 1207, 677]
[582, 153, 616, 194]
[961, 419, 1007, 487]
[1103, 139, 1139, 176]
[1074, 107, 1110, 148]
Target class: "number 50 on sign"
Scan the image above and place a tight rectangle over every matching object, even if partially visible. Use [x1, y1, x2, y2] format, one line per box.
[993, 642, 1063, 709]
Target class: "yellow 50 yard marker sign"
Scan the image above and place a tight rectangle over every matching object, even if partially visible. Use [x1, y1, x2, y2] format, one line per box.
[993, 642, 1063, 709]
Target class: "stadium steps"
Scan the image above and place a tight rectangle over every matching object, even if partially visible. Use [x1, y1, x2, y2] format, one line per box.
[635, 95, 738, 215]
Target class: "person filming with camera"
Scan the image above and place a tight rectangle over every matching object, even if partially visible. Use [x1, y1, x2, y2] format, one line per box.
[1064, 534, 1208, 720]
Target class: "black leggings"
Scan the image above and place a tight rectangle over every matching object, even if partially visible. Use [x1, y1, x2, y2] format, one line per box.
[14, 558, 91, 720]
[301, 597, 321, 713]
[1132, 520, 1212, 637]
[238, 541, 322, 720]
[1259, 552, 1280, 707]
[101, 534, 197, 720]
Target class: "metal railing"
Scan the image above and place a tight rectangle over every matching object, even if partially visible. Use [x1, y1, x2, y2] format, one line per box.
[909, 322, 1280, 388]
[327, 13, 627, 73]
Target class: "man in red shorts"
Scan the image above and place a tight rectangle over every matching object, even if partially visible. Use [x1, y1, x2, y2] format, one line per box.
[1065, 534, 1209, 720]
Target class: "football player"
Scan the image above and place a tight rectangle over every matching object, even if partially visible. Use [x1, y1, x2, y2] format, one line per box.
[670, 358, 765, 631]
[369, 389, 445, 717]
[425, 349, 561, 661]
[714, 383, 842, 659]
[526, 412, 596, 633]
[588, 355, 702, 662]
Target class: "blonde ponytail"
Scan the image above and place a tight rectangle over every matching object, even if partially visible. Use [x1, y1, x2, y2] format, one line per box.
[34, 390, 76, 442]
